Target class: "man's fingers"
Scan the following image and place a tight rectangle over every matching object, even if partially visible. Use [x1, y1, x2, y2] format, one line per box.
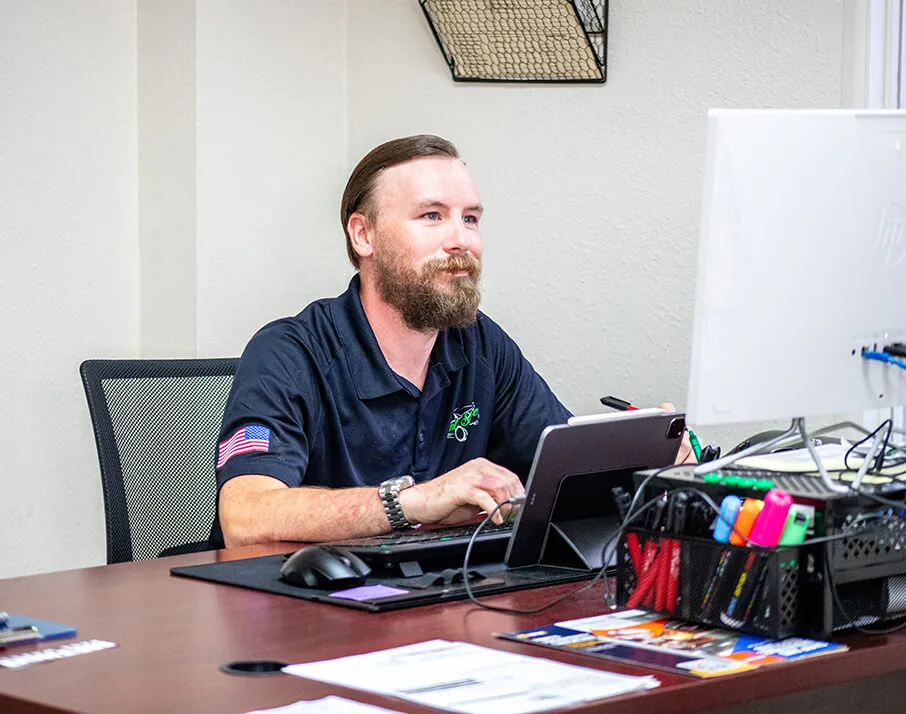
[415, 458, 525, 526]
[675, 430, 697, 464]
[437, 505, 483, 526]
[468, 487, 506, 524]
[481, 461, 525, 499]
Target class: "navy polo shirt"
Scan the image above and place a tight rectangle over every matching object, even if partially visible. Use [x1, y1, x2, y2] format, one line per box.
[210, 274, 570, 544]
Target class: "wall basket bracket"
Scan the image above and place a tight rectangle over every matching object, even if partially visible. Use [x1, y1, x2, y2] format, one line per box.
[420, 0, 608, 84]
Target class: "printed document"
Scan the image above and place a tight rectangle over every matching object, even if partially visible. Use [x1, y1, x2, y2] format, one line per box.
[245, 696, 403, 714]
[283, 639, 658, 714]
[735, 442, 856, 472]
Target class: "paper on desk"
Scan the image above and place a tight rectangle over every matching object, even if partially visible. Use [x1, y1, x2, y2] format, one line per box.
[283, 639, 658, 714]
[245, 695, 403, 714]
[735, 443, 859, 472]
[735, 443, 900, 483]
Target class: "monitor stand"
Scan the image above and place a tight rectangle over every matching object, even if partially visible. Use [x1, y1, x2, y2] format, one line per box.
[541, 515, 619, 571]
[693, 416, 853, 495]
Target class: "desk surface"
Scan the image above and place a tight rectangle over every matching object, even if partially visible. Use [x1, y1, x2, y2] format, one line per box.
[2, 544, 906, 714]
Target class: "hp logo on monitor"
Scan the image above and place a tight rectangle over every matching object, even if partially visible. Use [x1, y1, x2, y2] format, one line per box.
[877, 203, 906, 267]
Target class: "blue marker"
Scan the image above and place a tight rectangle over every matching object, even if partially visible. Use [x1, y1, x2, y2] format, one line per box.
[713, 495, 743, 542]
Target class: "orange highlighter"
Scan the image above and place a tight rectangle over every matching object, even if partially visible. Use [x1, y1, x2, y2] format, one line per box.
[729, 498, 764, 546]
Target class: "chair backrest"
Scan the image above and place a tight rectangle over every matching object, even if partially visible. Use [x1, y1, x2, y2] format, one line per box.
[80, 358, 239, 563]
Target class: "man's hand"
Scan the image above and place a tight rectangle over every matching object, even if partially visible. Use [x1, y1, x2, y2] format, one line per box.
[397, 458, 524, 526]
[657, 402, 698, 464]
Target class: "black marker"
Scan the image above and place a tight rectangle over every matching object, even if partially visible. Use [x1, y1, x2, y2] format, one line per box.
[600, 396, 638, 411]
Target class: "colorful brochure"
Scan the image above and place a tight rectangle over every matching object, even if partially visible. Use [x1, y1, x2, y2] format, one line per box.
[496, 609, 848, 678]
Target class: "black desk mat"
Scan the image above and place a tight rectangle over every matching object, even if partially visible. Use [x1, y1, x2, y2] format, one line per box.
[170, 554, 594, 612]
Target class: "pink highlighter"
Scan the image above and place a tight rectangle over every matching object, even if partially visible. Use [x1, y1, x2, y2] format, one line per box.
[720, 488, 795, 628]
[747, 489, 794, 547]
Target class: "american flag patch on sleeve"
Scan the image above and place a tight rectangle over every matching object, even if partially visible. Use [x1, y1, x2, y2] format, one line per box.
[217, 425, 271, 469]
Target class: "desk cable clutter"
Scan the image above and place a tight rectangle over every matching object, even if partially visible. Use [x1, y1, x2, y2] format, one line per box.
[615, 414, 906, 639]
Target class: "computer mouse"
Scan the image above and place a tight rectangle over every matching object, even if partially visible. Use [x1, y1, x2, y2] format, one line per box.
[729, 429, 841, 455]
[729, 429, 789, 455]
[279, 544, 371, 590]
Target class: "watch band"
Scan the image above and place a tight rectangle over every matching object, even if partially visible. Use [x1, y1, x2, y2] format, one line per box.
[378, 475, 417, 530]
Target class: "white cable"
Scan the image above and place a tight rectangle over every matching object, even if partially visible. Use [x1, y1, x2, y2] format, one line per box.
[692, 418, 800, 476]
[850, 427, 887, 491]
[798, 418, 850, 494]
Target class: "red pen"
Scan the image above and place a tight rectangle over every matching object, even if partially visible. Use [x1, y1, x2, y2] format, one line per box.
[655, 497, 676, 612]
[626, 544, 660, 608]
[654, 542, 670, 611]
[625, 494, 669, 608]
[665, 493, 689, 612]
[626, 533, 643, 575]
[655, 493, 679, 612]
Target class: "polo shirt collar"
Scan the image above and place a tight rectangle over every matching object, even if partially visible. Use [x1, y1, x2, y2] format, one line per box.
[331, 274, 468, 400]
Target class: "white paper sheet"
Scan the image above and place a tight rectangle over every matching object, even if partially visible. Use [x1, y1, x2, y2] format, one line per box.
[283, 639, 659, 714]
[734, 442, 853, 471]
[245, 696, 403, 714]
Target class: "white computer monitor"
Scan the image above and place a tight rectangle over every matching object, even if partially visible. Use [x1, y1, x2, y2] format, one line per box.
[687, 109, 906, 427]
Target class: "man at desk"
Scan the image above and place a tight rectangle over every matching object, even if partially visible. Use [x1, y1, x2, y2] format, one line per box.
[213, 135, 691, 548]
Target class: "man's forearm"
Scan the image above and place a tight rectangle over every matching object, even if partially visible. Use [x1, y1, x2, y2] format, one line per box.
[220, 477, 390, 546]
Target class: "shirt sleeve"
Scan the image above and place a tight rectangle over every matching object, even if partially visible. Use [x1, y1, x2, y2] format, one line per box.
[480, 316, 572, 478]
[215, 322, 321, 491]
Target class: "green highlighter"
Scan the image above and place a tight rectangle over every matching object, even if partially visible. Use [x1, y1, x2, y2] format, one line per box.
[778, 505, 811, 546]
[687, 428, 703, 461]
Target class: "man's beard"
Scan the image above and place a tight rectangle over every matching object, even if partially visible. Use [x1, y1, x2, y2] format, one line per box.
[373, 249, 482, 332]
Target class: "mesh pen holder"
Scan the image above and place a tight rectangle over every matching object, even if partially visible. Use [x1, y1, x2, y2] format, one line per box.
[616, 528, 824, 639]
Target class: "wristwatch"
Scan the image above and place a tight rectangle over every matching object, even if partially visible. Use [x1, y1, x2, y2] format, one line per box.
[378, 475, 417, 530]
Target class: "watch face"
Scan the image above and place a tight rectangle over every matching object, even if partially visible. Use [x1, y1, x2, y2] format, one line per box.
[382, 476, 413, 492]
[380, 476, 415, 530]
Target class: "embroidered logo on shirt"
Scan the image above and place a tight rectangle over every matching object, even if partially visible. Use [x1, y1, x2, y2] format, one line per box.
[447, 403, 480, 443]
[217, 425, 271, 468]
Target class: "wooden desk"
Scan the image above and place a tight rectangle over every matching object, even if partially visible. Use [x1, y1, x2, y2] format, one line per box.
[2, 544, 906, 714]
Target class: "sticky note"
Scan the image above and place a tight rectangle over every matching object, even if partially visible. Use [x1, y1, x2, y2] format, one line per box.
[329, 585, 408, 602]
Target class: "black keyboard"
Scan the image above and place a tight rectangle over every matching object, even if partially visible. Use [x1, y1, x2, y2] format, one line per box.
[329, 522, 514, 569]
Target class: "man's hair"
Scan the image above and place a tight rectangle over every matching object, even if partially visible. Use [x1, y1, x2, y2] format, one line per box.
[340, 134, 460, 268]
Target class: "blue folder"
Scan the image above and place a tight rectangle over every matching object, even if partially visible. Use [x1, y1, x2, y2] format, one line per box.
[1, 613, 77, 645]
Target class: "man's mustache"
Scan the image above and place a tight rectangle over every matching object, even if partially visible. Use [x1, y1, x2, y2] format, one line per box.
[424, 254, 482, 279]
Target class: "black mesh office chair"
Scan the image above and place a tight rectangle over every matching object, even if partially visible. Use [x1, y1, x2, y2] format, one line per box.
[80, 358, 239, 563]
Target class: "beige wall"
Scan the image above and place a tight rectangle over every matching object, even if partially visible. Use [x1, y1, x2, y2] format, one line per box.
[346, 0, 846, 447]
[0, 0, 139, 577]
[139, 0, 198, 357]
[195, 0, 351, 356]
[0, 0, 854, 577]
